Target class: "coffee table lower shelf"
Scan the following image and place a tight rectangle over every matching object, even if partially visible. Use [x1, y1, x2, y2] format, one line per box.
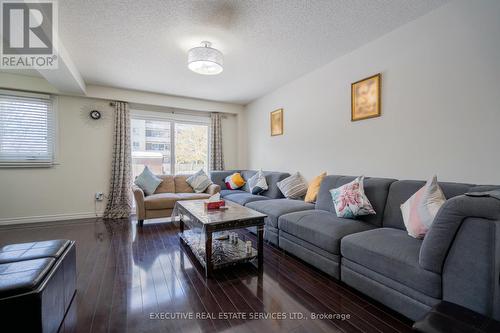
[179, 230, 258, 271]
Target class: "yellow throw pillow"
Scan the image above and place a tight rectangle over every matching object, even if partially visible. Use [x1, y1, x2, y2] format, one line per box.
[304, 172, 327, 203]
[225, 172, 246, 190]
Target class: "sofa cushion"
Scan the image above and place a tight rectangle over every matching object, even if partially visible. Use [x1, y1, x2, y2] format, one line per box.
[220, 189, 246, 198]
[174, 175, 195, 193]
[176, 193, 211, 200]
[154, 175, 175, 193]
[144, 192, 212, 210]
[278, 210, 375, 254]
[246, 199, 315, 228]
[224, 193, 270, 206]
[383, 180, 472, 230]
[315, 175, 344, 211]
[341, 228, 441, 298]
[144, 193, 180, 210]
[316, 175, 396, 226]
[0, 257, 55, 298]
[260, 171, 290, 199]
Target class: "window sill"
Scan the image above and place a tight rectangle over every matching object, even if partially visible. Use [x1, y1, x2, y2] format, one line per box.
[0, 162, 60, 168]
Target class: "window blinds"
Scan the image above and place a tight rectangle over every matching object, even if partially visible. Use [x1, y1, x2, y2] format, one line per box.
[0, 90, 55, 166]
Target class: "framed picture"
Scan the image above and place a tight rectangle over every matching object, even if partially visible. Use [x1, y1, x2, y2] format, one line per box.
[351, 73, 381, 121]
[270, 108, 283, 136]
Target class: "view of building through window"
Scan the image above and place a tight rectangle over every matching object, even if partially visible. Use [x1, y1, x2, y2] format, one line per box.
[131, 117, 208, 178]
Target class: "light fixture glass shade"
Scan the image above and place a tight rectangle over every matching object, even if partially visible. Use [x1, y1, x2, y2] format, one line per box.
[188, 41, 223, 75]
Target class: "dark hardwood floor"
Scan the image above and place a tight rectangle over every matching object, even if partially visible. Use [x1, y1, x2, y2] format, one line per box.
[0, 218, 413, 333]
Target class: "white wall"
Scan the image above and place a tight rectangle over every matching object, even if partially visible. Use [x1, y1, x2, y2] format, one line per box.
[0, 96, 114, 223]
[0, 82, 241, 223]
[244, 0, 500, 184]
[85, 85, 244, 114]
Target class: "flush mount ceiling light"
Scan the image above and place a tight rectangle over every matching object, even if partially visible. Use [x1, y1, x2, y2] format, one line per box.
[187, 41, 223, 75]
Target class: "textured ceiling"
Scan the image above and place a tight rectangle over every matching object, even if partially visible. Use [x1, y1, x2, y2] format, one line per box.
[57, 0, 448, 104]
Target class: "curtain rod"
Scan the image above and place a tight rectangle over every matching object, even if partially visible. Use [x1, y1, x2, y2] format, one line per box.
[110, 101, 229, 118]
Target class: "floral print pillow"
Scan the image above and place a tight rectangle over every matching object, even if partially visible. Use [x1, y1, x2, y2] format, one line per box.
[329, 176, 376, 218]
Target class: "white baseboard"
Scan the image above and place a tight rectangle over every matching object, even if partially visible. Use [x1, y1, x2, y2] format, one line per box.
[0, 212, 103, 226]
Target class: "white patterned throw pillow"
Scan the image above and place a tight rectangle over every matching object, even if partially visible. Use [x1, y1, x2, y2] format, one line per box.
[134, 166, 162, 195]
[277, 172, 308, 199]
[186, 169, 213, 193]
[330, 176, 376, 218]
[401, 175, 446, 239]
[247, 170, 268, 195]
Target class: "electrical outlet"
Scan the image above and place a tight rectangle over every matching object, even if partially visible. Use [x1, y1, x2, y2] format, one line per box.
[95, 192, 104, 201]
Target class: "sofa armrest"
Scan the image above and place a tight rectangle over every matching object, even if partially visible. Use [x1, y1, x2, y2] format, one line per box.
[132, 185, 146, 219]
[419, 195, 500, 319]
[441, 216, 500, 320]
[205, 183, 221, 195]
[420, 195, 500, 273]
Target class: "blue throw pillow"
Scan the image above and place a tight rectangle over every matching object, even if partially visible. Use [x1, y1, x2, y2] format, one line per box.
[134, 166, 162, 195]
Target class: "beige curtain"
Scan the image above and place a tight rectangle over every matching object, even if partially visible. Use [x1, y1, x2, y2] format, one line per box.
[104, 101, 132, 219]
[210, 112, 224, 171]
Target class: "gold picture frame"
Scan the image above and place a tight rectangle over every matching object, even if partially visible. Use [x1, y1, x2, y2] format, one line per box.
[351, 73, 381, 121]
[270, 108, 284, 136]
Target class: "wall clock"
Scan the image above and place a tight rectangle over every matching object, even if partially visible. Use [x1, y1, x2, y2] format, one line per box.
[90, 110, 101, 120]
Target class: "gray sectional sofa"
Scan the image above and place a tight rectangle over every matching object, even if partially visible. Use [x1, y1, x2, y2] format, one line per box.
[209, 170, 500, 322]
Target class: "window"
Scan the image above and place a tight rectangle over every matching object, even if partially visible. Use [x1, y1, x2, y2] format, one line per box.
[0, 90, 56, 167]
[175, 123, 208, 174]
[131, 113, 209, 178]
[131, 118, 172, 176]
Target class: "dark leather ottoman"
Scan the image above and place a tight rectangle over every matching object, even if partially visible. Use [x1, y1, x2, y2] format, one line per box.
[0, 240, 76, 333]
[413, 301, 500, 333]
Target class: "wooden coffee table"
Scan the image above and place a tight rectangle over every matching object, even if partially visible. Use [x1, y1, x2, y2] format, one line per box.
[174, 200, 266, 278]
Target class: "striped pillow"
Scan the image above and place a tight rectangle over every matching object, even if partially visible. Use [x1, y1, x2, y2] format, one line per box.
[401, 175, 446, 239]
[277, 172, 308, 199]
[247, 170, 268, 194]
[186, 169, 212, 193]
